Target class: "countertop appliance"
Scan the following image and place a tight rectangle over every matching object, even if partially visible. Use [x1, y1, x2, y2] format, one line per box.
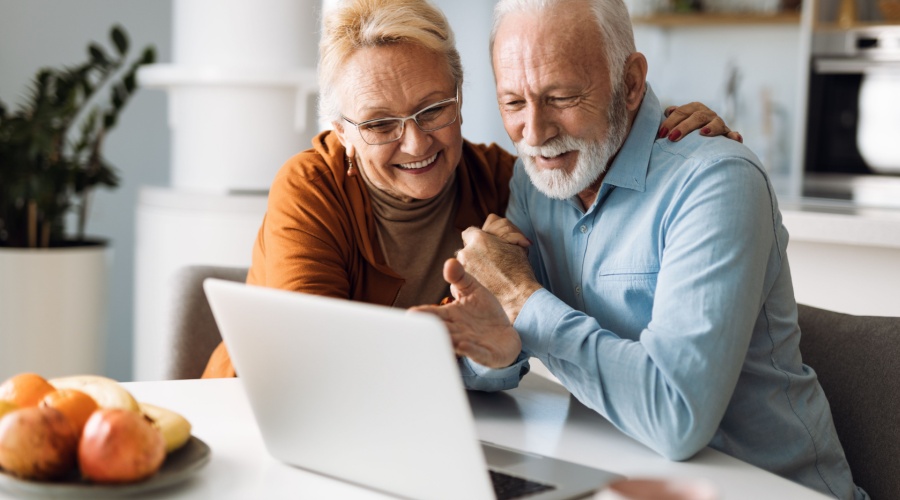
[803, 25, 900, 205]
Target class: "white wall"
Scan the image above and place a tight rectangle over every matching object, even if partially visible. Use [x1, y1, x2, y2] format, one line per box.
[634, 24, 803, 183]
[434, 0, 514, 152]
[0, 0, 172, 381]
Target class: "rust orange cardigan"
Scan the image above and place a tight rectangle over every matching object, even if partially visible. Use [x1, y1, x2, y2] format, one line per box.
[202, 130, 516, 378]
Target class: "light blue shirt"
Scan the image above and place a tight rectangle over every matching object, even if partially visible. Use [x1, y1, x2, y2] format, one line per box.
[466, 87, 865, 500]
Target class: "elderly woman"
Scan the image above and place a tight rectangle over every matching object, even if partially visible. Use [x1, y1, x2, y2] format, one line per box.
[202, 0, 736, 378]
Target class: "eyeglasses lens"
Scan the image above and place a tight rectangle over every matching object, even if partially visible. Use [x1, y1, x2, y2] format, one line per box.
[358, 100, 458, 145]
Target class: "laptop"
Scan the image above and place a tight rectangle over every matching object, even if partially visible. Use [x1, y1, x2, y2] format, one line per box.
[203, 279, 622, 500]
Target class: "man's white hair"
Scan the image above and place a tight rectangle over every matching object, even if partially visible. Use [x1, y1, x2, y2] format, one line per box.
[490, 0, 635, 86]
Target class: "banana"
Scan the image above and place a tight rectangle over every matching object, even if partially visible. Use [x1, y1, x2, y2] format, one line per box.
[48, 375, 141, 412]
[140, 402, 192, 453]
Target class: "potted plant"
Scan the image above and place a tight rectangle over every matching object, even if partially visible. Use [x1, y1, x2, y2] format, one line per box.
[0, 25, 155, 379]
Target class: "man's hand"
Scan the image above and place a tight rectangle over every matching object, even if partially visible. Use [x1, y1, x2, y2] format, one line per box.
[411, 259, 522, 368]
[456, 215, 542, 323]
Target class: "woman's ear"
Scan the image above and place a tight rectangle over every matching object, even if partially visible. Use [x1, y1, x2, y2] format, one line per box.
[622, 53, 648, 112]
[332, 120, 356, 158]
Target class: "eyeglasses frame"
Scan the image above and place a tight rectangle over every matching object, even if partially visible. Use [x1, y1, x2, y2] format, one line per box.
[341, 86, 460, 146]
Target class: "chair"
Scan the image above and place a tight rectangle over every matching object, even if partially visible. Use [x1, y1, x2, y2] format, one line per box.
[797, 304, 900, 500]
[168, 265, 249, 380]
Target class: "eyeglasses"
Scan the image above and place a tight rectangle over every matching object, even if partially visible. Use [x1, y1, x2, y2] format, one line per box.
[341, 87, 460, 145]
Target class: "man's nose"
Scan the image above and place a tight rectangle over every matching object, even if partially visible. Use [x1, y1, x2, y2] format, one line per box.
[522, 104, 557, 147]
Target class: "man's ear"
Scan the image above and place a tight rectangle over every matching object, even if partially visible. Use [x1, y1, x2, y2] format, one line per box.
[332, 120, 356, 158]
[622, 52, 648, 112]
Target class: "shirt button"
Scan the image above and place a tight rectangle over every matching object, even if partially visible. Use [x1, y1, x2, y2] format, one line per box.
[575, 286, 582, 295]
[580, 225, 588, 233]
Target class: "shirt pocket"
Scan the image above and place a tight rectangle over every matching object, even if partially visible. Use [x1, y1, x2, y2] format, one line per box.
[595, 262, 660, 301]
[596, 262, 660, 283]
[591, 262, 660, 338]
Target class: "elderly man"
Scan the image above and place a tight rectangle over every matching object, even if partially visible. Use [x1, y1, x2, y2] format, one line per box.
[413, 0, 867, 498]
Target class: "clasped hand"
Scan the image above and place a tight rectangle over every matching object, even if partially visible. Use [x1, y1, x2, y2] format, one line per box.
[411, 214, 541, 369]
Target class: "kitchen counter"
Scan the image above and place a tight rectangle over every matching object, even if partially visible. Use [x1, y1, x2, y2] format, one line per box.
[778, 192, 900, 317]
[781, 197, 900, 250]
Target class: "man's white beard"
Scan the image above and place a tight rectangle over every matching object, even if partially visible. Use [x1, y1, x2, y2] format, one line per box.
[515, 85, 630, 200]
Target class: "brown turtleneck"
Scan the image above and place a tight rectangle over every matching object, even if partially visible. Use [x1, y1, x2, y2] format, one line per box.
[360, 166, 459, 308]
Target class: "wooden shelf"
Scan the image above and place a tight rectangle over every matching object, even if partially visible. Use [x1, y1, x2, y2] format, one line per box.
[632, 12, 802, 26]
[813, 21, 900, 30]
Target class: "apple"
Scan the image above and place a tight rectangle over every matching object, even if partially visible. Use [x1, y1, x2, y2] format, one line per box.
[0, 406, 79, 480]
[78, 408, 166, 483]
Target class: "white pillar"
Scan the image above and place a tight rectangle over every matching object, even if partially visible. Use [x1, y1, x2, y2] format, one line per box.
[133, 0, 321, 380]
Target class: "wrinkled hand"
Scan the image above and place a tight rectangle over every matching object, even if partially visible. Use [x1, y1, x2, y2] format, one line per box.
[456, 217, 542, 323]
[659, 102, 743, 143]
[482, 213, 531, 249]
[411, 259, 522, 368]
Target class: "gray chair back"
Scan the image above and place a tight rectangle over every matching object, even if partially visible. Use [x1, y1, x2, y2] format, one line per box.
[798, 304, 900, 500]
[168, 265, 249, 380]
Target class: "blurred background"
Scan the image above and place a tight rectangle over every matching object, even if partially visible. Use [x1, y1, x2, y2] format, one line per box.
[1, 0, 898, 381]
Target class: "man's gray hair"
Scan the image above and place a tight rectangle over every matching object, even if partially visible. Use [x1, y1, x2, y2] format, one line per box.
[490, 0, 635, 85]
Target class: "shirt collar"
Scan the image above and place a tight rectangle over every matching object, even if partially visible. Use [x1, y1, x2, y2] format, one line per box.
[602, 84, 662, 194]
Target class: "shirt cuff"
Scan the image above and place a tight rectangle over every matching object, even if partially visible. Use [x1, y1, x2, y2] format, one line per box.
[514, 288, 569, 359]
[459, 352, 530, 392]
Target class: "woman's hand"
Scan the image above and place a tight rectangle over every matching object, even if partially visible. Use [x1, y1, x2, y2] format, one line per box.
[658, 102, 743, 143]
[411, 259, 522, 369]
[481, 213, 531, 249]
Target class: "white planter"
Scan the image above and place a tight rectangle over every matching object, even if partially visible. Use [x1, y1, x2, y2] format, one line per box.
[0, 244, 111, 380]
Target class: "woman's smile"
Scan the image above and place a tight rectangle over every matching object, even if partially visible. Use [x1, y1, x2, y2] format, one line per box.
[397, 151, 440, 172]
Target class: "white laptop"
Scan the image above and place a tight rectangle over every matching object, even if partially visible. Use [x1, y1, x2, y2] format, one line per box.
[203, 279, 622, 500]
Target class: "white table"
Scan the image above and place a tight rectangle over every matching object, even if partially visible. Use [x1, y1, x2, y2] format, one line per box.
[140, 374, 832, 499]
[0, 374, 831, 499]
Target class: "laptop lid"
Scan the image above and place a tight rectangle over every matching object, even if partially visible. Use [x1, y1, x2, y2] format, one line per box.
[204, 279, 620, 500]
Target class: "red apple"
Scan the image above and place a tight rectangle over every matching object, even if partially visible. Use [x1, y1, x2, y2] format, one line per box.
[78, 408, 165, 483]
[0, 406, 79, 480]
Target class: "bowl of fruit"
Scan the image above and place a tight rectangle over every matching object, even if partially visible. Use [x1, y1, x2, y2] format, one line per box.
[0, 373, 209, 497]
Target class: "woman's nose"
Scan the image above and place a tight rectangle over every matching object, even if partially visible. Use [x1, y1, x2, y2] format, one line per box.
[398, 118, 433, 154]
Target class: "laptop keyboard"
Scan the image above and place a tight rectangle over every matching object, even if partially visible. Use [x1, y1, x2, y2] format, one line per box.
[489, 469, 555, 500]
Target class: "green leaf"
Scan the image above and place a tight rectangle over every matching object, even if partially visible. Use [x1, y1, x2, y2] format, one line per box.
[103, 112, 117, 129]
[89, 44, 109, 66]
[141, 46, 156, 65]
[124, 72, 136, 93]
[111, 25, 129, 55]
[112, 83, 126, 110]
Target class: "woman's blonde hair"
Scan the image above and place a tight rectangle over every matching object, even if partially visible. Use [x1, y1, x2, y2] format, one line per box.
[318, 0, 464, 123]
